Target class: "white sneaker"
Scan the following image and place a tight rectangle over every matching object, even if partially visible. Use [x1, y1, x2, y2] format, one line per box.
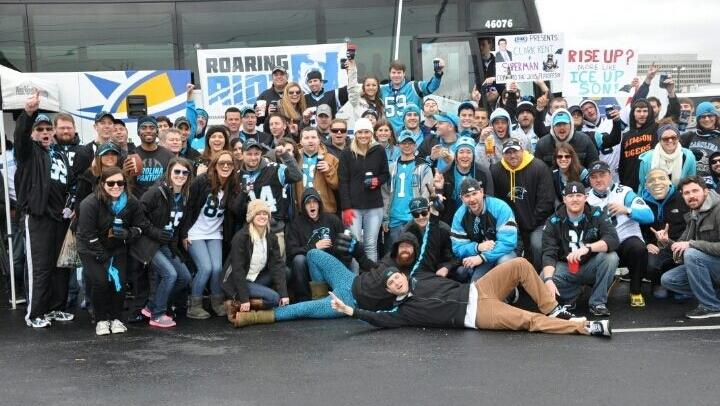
[45, 310, 75, 321]
[110, 319, 127, 334]
[96, 320, 111, 336]
[26, 317, 51, 328]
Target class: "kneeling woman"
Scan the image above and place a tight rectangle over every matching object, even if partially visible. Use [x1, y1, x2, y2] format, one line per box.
[76, 167, 149, 336]
[222, 199, 289, 313]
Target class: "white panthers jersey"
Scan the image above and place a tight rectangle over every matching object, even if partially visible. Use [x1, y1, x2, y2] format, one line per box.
[587, 183, 648, 243]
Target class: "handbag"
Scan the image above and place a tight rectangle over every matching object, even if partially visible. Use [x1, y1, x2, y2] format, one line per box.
[56, 228, 82, 268]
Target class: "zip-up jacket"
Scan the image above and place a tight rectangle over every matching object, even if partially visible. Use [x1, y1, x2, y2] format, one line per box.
[450, 198, 518, 263]
[338, 143, 390, 210]
[678, 190, 720, 257]
[640, 186, 689, 245]
[131, 183, 187, 264]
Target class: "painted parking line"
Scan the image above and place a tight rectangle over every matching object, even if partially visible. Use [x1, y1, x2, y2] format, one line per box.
[614, 325, 720, 333]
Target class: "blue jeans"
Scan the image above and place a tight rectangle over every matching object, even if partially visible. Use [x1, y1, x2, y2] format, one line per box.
[188, 239, 223, 297]
[661, 248, 720, 310]
[350, 207, 384, 262]
[246, 271, 281, 308]
[384, 224, 406, 254]
[149, 246, 192, 317]
[453, 252, 517, 282]
[275, 249, 357, 321]
[290, 254, 311, 301]
[553, 252, 619, 306]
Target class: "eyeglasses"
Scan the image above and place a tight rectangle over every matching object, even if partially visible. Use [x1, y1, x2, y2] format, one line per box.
[330, 128, 346, 134]
[105, 180, 125, 187]
[556, 154, 572, 160]
[217, 161, 234, 168]
[411, 211, 429, 218]
[288, 90, 302, 95]
[35, 126, 53, 132]
[699, 114, 715, 120]
[173, 169, 191, 176]
[661, 136, 678, 142]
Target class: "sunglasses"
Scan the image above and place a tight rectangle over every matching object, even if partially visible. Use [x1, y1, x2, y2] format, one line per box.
[35, 126, 53, 132]
[217, 161, 234, 168]
[661, 136, 678, 142]
[699, 114, 715, 120]
[556, 154, 572, 160]
[173, 169, 191, 176]
[288, 90, 302, 95]
[711, 159, 720, 165]
[411, 211, 429, 218]
[330, 128, 346, 134]
[105, 180, 125, 187]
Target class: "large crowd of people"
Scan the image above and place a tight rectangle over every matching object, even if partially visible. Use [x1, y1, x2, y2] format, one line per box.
[5, 49, 720, 339]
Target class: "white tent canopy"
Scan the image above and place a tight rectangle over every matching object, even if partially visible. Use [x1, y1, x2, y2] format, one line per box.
[1, 65, 61, 112]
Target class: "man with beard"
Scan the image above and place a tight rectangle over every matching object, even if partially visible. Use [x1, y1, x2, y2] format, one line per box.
[420, 97, 439, 137]
[238, 139, 302, 260]
[640, 169, 690, 299]
[225, 230, 427, 327]
[661, 176, 720, 319]
[515, 101, 538, 153]
[14, 90, 75, 328]
[450, 178, 517, 283]
[285, 188, 344, 302]
[680, 102, 720, 185]
[542, 181, 620, 317]
[491, 139, 555, 270]
[54, 112, 92, 180]
[534, 109, 600, 170]
[433, 137, 494, 226]
[586, 161, 654, 308]
[403, 197, 459, 278]
[126, 116, 174, 199]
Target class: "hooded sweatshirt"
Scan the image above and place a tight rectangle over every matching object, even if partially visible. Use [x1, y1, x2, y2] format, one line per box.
[680, 102, 720, 181]
[402, 104, 426, 147]
[285, 188, 344, 259]
[475, 108, 530, 165]
[619, 99, 658, 191]
[640, 185, 689, 245]
[534, 108, 599, 170]
[490, 151, 555, 232]
[680, 190, 720, 257]
[581, 99, 621, 180]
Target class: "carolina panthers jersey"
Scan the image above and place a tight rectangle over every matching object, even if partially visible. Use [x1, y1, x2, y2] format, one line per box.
[388, 160, 416, 228]
[380, 76, 441, 132]
[586, 183, 653, 243]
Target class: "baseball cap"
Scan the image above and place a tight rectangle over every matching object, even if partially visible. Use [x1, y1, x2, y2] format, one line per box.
[381, 267, 400, 287]
[113, 118, 126, 127]
[434, 113, 459, 130]
[588, 160, 611, 175]
[361, 109, 379, 119]
[96, 141, 121, 157]
[271, 65, 288, 74]
[33, 114, 52, 128]
[242, 138, 269, 152]
[397, 130, 416, 144]
[456, 136, 476, 152]
[174, 116, 190, 129]
[240, 106, 256, 116]
[408, 197, 429, 213]
[94, 111, 115, 123]
[502, 138, 523, 153]
[316, 104, 332, 117]
[562, 181, 586, 196]
[306, 70, 326, 83]
[552, 111, 571, 126]
[516, 101, 535, 116]
[568, 105, 582, 116]
[460, 178, 483, 195]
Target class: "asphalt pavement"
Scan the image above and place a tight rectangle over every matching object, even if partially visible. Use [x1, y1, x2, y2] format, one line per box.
[1, 281, 719, 406]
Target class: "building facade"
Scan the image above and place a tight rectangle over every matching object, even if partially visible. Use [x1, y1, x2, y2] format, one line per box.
[638, 54, 713, 93]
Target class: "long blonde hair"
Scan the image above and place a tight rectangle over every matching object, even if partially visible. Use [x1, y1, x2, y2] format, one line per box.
[278, 82, 307, 123]
[248, 222, 267, 243]
[350, 132, 377, 157]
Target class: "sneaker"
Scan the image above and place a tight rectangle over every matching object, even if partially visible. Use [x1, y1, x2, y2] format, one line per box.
[685, 305, 720, 319]
[26, 317, 51, 328]
[630, 293, 645, 308]
[548, 304, 586, 322]
[96, 320, 111, 336]
[45, 310, 75, 321]
[587, 319, 612, 337]
[126, 310, 146, 324]
[110, 319, 127, 334]
[589, 304, 611, 317]
[140, 307, 152, 318]
[149, 315, 176, 328]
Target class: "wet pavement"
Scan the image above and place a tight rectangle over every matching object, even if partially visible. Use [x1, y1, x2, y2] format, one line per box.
[1, 282, 719, 406]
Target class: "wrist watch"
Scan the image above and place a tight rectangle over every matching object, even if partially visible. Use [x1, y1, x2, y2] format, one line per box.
[542, 275, 553, 282]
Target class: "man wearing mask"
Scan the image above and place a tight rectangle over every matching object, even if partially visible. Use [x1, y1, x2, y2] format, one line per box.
[661, 176, 720, 319]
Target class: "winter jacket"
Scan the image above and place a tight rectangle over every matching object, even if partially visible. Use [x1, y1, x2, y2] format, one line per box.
[222, 225, 288, 302]
[541, 203, 619, 268]
[131, 183, 187, 264]
[450, 197, 518, 263]
[618, 100, 659, 191]
[679, 190, 720, 257]
[286, 188, 344, 259]
[382, 156, 433, 226]
[640, 186, 689, 245]
[352, 271, 469, 329]
[56, 133, 92, 179]
[293, 144, 339, 213]
[552, 167, 589, 203]
[76, 193, 149, 259]
[534, 109, 599, 169]
[338, 143, 390, 210]
[436, 161, 494, 226]
[403, 214, 460, 275]
[680, 127, 720, 181]
[490, 152, 555, 232]
[637, 148, 696, 195]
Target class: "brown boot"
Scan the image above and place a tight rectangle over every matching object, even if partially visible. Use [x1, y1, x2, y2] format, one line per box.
[224, 300, 240, 324]
[211, 295, 226, 317]
[310, 282, 329, 299]
[232, 310, 275, 328]
[249, 298, 265, 310]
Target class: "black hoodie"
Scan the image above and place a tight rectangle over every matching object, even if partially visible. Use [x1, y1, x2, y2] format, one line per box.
[338, 143, 390, 210]
[619, 99, 658, 191]
[285, 188, 344, 259]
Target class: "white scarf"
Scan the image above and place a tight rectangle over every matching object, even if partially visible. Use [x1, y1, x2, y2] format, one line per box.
[651, 143, 683, 186]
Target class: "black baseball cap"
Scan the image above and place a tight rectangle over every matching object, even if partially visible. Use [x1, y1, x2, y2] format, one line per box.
[96, 141, 120, 157]
[408, 197, 429, 213]
[460, 178, 483, 195]
[242, 138, 269, 152]
[94, 111, 115, 122]
[562, 181, 586, 196]
[271, 65, 288, 74]
[502, 138, 523, 153]
[588, 160, 611, 175]
[306, 70, 326, 83]
[174, 116, 190, 129]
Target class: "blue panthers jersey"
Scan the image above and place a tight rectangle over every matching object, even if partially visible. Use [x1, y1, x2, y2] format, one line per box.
[380, 75, 442, 132]
[301, 154, 319, 188]
[389, 160, 417, 228]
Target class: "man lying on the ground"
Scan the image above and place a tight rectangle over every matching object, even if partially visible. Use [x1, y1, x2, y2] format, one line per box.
[329, 257, 611, 337]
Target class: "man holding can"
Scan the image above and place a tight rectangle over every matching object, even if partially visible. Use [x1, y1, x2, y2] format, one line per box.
[541, 181, 620, 317]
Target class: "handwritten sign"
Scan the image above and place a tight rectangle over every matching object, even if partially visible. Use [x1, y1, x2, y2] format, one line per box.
[562, 47, 637, 97]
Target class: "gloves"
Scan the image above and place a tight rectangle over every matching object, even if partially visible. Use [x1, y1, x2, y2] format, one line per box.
[335, 232, 362, 259]
[112, 227, 130, 241]
[364, 176, 380, 190]
[158, 230, 173, 245]
[431, 194, 445, 212]
[342, 209, 356, 227]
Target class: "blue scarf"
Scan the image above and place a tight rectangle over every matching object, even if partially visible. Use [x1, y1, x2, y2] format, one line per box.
[106, 191, 128, 292]
[108, 191, 128, 215]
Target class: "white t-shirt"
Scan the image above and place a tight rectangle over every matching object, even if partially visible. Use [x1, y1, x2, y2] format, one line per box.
[188, 190, 225, 240]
